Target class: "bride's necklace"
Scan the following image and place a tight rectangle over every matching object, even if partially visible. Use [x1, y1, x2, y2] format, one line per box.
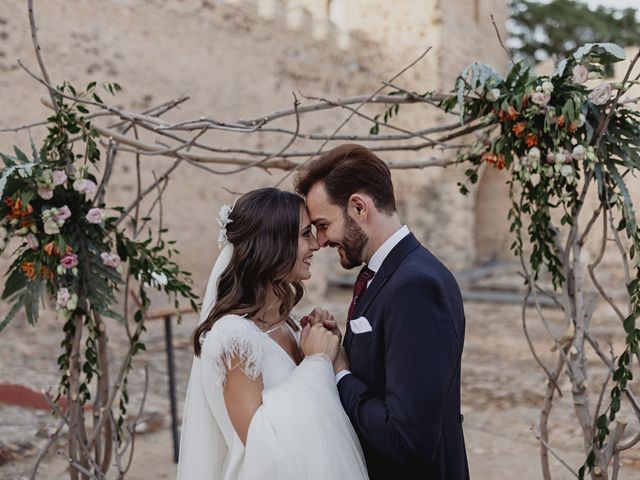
[254, 303, 284, 334]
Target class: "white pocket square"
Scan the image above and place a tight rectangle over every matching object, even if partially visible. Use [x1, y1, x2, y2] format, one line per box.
[350, 316, 372, 334]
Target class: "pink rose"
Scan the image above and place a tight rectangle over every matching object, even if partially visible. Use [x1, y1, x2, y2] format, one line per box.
[589, 83, 612, 106]
[55, 205, 72, 222]
[60, 253, 78, 269]
[572, 65, 588, 84]
[73, 178, 97, 194]
[56, 288, 70, 307]
[100, 252, 121, 268]
[38, 188, 54, 200]
[86, 208, 105, 224]
[25, 233, 39, 250]
[52, 170, 68, 186]
[531, 92, 550, 107]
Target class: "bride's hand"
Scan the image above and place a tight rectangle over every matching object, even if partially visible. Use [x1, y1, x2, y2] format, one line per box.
[301, 307, 342, 343]
[300, 323, 340, 361]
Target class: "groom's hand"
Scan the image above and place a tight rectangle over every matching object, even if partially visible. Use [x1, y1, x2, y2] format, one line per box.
[333, 347, 349, 375]
[301, 307, 342, 343]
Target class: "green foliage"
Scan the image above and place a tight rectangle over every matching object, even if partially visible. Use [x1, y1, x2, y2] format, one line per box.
[414, 42, 640, 478]
[509, 0, 640, 70]
[0, 81, 197, 439]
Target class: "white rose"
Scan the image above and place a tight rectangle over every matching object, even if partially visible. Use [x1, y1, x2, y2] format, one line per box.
[560, 165, 575, 183]
[57, 288, 71, 308]
[66, 293, 78, 311]
[527, 147, 541, 164]
[541, 81, 554, 95]
[486, 88, 501, 102]
[589, 83, 612, 106]
[572, 145, 586, 162]
[554, 152, 567, 165]
[572, 65, 588, 84]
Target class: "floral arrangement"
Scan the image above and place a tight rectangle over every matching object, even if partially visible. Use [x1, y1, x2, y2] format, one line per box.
[0, 82, 197, 411]
[439, 43, 640, 478]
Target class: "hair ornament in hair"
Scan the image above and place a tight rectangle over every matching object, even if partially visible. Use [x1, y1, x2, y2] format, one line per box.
[216, 198, 237, 248]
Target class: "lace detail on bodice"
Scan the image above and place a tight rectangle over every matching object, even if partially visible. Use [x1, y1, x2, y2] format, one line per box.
[201, 314, 267, 386]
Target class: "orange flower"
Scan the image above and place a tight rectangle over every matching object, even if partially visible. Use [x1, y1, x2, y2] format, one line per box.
[556, 115, 565, 129]
[482, 152, 497, 164]
[498, 110, 507, 122]
[44, 241, 61, 257]
[40, 266, 54, 280]
[506, 105, 519, 121]
[481, 152, 506, 170]
[525, 133, 538, 147]
[6, 197, 33, 219]
[512, 122, 526, 137]
[64, 245, 73, 255]
[21, 262, 36, 280]
[567, 123, 577, 133]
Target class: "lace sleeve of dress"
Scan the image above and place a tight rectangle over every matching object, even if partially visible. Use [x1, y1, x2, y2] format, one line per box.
[200, 315, 266, 386]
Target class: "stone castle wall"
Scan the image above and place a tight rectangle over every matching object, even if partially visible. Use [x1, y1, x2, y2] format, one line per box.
[0, 0, 510, 308]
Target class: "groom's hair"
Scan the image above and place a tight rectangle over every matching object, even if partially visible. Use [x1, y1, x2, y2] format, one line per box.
[294, 144, 396, 214]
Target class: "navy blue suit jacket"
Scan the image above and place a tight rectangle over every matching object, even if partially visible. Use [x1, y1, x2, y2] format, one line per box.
[338, 233, 469, 480]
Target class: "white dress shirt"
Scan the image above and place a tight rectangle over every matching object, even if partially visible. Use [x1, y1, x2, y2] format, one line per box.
[336, 225, 410, 384]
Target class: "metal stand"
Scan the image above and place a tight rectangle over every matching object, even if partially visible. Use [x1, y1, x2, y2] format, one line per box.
[164, 315, 179, 463]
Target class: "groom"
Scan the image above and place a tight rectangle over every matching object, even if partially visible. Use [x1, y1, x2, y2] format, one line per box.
[295, 144, 469, 480]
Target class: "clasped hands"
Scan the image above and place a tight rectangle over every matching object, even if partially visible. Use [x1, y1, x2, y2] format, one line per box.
[300, 308, 349, 374]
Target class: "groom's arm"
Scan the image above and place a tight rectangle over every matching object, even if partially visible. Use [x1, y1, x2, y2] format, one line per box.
[337, 274, 461, 468]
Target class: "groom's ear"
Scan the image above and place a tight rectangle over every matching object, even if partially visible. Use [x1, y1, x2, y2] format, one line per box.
[348, 193, 369, 220]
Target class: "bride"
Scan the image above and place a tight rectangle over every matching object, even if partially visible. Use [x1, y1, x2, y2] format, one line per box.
[177, 188, 369, 480]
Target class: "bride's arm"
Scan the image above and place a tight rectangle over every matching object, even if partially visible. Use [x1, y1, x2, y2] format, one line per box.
[223, 355, 264, 445]
[223, 324, 338, 445]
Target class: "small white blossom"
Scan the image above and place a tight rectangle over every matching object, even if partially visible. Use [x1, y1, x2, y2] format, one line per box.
[150, 271, 168, 287]
[57, 288, 71, 308]
[486, 88, 501, 102]
[541, 81, 554, 95]
[527, 147, 541, 165]
[572, 145, 586, 162]
[217, 202, 235, 247]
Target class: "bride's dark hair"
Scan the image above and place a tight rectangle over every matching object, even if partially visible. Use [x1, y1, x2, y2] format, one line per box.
[193, 188, 305, 356]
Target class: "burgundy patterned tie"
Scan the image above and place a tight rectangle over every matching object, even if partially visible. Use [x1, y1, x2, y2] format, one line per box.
[348, 265, 375, 320]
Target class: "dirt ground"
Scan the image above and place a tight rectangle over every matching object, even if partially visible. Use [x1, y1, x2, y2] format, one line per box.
[1, 268, 639, 480]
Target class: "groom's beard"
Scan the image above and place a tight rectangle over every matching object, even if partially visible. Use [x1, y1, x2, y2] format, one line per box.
[334, 213, 368, 269]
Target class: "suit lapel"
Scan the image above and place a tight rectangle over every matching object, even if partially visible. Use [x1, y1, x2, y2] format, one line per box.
[346, 234, 421, 352]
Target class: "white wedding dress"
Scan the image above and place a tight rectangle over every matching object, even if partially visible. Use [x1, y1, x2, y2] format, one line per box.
[177, 245, 369, 480]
